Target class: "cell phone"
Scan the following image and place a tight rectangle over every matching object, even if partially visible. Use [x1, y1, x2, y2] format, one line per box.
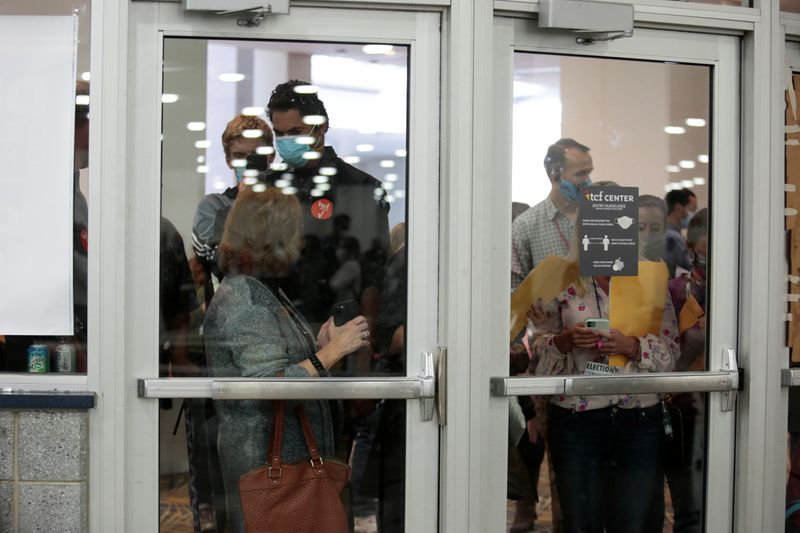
[332, 299, 359, 327]
[584, 318, 610, 332]
[245, 154, 271, 172]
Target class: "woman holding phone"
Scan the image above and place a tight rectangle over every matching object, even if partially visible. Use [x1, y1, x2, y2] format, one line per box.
[527, 192, 680, 533]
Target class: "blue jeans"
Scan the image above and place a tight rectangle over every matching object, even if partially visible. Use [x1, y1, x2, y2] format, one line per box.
[548, 404, 665, 533]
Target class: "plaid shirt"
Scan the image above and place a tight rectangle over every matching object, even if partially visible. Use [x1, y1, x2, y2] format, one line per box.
[511, 197, 573, 289]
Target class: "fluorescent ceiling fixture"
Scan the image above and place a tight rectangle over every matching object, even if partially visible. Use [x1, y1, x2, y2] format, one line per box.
[356, 144, 374, 152]
[666, 165, 681, 173]
[196, 165, 209, 173]
[670, 181, 683, 189]
[395, 190, 405, 198]
[302, 151, 321, 160]
[374, 187, 385, 196]
[313, 175, 329, 184]
[293, 84, 319, 95]
[318, 183, 331, 191]
[80, 71, 91, 81]
[395, 149, 407, 158]
[698, 154, 709, 164]
[271, 162, 289, 171]
[244, 170, 259, 178]
[679, 160, 696, 169]
[693, 177, 706, 185]
[293, 136, 315, 145]
[242, 129, 263, 139]
[274, 179, 290, 188]
[161, 93, 179, 104]
[231, 159, 247, 168]
[282, 186, 298, 195]
[195, 140, 211, 149]
[256, 146, 275, 155]
[380, 160, 396, 168]
[363, 44, 394, 55]
[344, 156, 361, 165]
[385, 173, 398, 182]
[681, 179, 694, 188]
[242, 106, 263, 116]
[219, 73, 245, 82]
[685, 118, 706, 127]
[383, 182, 394, 190]
[319, 167, 337, 176]
[663, 184, 675, 193]
[187, 122, 206, 131]
[75, 95, 90, 106]
[664, 126, 686, 135]
[243, 176, 258, 186]
[385, 195, 396, 203]
[252, 183, 268, 193]
[196, 156, 205, 164]
[213, 181, 226, 191]
[310, 189, 324, 197]
[303, 115, 327, 126]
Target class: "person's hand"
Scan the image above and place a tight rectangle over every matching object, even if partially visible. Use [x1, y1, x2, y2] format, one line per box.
[553, 325, 600, 353]
[527, 300, 552, 327]
[317, 317, 333, 348]
[327, 315, 370, 358]
[597, 328, 637, 356]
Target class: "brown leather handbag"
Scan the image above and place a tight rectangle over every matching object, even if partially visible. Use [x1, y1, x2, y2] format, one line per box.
[238, 401, 351, 533]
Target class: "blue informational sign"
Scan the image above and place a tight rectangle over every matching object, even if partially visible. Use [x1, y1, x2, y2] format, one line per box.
[578, 186, 639, 277]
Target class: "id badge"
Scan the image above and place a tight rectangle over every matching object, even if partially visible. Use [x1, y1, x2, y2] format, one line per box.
[584, 361, 618, 376]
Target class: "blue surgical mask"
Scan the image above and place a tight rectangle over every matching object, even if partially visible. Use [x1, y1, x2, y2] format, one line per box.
[234, 166, 245, 184]
[558, 178, 591, 202]
[276, 128, 318, 168]
[681, 210, 695, 229]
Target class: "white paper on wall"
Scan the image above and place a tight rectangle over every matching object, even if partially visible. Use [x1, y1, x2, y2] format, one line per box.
[0, 16, 77, 335]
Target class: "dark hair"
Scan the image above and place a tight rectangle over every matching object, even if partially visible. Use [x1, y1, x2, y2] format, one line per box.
[639, 194, 668, 223]
[267, 80, 329, 123]
[543, 138, 590, 181]
[686, 208, 708, 248]
[665, 188, 696, 214]
[75, 80, 89, 129]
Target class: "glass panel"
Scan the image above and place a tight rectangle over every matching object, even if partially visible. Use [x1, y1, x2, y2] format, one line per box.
[508, 53, 710, 531]
[0, 1, 91, 373]
[782, 0, 800, 13]
[682, 0, 748, 6]
[157, 38, 408, 531]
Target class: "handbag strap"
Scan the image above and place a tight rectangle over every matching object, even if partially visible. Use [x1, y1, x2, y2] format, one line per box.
[295, 404, 324, 467]
[267, 400, 286, 478]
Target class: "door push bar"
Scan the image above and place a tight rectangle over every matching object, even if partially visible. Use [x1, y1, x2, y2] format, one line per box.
[139, 352, 436, 422]
[491, 347, 740, 412]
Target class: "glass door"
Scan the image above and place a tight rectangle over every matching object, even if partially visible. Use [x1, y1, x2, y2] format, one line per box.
[484, 18, 740, 532]
[126, 3, 441, 532]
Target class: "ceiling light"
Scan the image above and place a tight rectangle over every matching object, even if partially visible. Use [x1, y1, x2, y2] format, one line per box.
[395, 149, 407, 158]
[664, 184, 675, 193]
[282, 187, 298, 195]
[356, 144, 374, 152]
[195, 140, 211, 149]
[161, 93, 179, 104]
[252, 183, 267, 193]
[302, 151, 321, 160]
[271, 162, 289, 171]
[80, 72, 91, 81]
[383, 182, 394, 190]
[385, 195, 396, 203]
[256, 146, 275, 155]
[293, 85, 319, 95]
[244, 169, 259, 178]
[363, 44, 394, 55]
[242, 129, 263, 139]
[681, 179, 694, 188]
[344, 156, 361, 165]
[693, 177, 706, 185]
[75, 95, 90, 106]
[310, 189, 324, 197]
[275, 179, 290, 188]
[685, 118, 706, 127]
[243, 176, 258, 186]
[231, 159, 247, 168]
[196, 165, 209, 173]
[679, 160, 696, 169]
[219, 73, 245, 82]
[242, 106, 263, 116]
[303, 115, 327, 126]
[196, 156, 205, 164]
[318, 183, 331, 191]
[664, 126, 686, 135]
[666, 165, 681, 173]
[358, 126, 378, 135]
[313, 176, 329, 184]
[380, 160, 395, 168]
[698, 154, 709, 164]
[292, 136, 314, 145]
[213, 181, 226, 191]
[187, 122, 206, 131]
[385, 173, 398, 182]
[319, 167, 337, 176]
[395, 190, 405, 198]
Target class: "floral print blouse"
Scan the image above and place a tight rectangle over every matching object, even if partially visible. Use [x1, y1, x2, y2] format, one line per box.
[530, 279, 680, 411]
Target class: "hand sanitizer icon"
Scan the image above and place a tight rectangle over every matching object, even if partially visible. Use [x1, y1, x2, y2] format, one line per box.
[612, 258, 625, 272]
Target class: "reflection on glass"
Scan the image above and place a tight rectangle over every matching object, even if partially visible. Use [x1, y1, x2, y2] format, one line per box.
[0, 1, 91, 374]
[158, 39, 409, 532]
[508, 54, 710, 532]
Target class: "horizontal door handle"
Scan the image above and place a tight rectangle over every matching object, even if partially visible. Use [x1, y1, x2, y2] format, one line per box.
[782, 368, 800, 387]
[138, 352, 437, 421]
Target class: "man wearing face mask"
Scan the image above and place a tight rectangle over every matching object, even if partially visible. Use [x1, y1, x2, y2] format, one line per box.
[191, 114, 274, 307]
[663, 188, 697, 278]
[266, 80, 390, 328]
[638, 195, 668, 262]
[511, 138, 593, 289]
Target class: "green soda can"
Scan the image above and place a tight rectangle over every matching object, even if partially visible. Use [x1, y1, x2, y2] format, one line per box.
[27, 344, 49, 373]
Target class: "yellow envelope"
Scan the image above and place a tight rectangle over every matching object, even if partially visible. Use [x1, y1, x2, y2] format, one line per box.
[509, 255, 578, 341]
[679, 294, 704, 334]
[608, 261, 669, 366]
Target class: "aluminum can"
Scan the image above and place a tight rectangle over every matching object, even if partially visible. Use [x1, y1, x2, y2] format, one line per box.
[54, 343, 76, 373]
[27, 344, 49, 373]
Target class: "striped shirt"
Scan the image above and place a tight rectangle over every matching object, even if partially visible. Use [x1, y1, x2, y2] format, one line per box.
[511, 197, 574, 289]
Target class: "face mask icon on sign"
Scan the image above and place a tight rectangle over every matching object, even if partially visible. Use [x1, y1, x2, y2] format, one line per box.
[615, 216, 635, 229]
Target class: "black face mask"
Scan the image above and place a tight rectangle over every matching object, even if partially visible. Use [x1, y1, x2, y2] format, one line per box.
[639, 232, 665, 261]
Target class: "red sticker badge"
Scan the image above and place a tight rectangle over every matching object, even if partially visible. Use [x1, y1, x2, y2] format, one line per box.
[80, 229, 89, 252]
[311, 199, 334, 220]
